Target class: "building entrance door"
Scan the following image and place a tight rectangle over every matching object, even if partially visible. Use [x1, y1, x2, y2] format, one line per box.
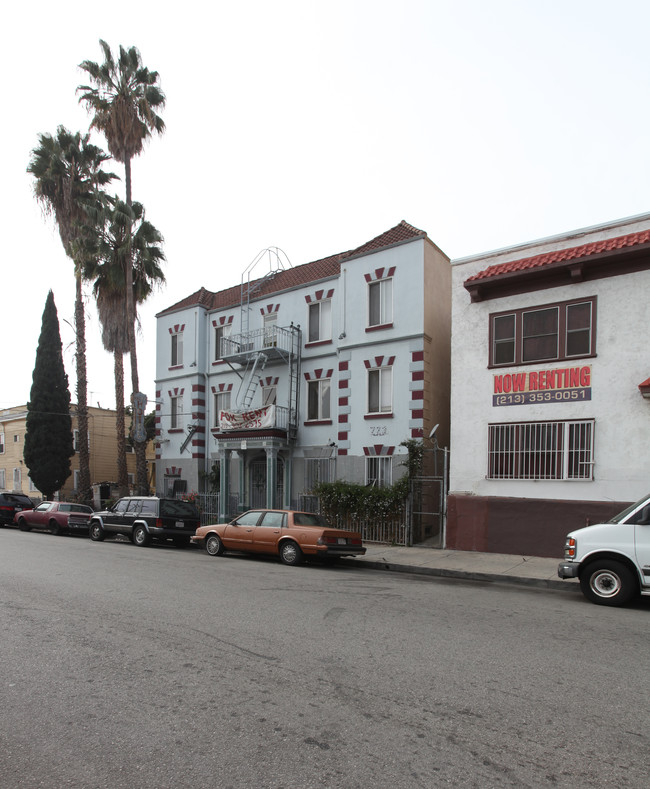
[249, 458, 284, 509]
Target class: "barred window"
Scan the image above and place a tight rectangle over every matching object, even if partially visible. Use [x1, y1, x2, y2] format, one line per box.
[305, 458, 335, 491]
[488, 420, 594, 480]
[366, 456, 392, 488]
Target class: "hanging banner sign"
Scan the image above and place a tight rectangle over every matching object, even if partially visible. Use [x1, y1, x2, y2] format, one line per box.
[219, 405, 275, 430]
[493, 365, 592, 407]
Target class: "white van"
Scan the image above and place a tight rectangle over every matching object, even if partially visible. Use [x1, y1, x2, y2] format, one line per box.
[558, 494, 650, 606]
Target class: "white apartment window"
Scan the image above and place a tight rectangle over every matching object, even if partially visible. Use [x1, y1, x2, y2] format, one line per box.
[264, 313, 278, 347]
[0, 469, 5, 488]
[262, 386, 277, 406]
[29, 478, 39, 493]
[128, 473, 135, 486]
[308, 300, 332, 343]
[214, 323, 232, 361]
[368, 367, 392, 414]
[488, 420, 594, 480]
[171, 332, 183, 366]
[368, 278, 392, 327]
[307, 379, 331, 421]
[366, 456, 392, 488]
[13, 468, 21, 489]
[170, 396, 183, 430]
[73, 470, 80, 491]
[14, 434, 20, 443]
[0, 433, 4, 454]
[214, 391, 232, 427]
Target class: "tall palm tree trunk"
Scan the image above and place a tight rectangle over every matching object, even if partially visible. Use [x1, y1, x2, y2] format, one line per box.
[123, 156, 148, 494]
[74, 273, 91, 503]
[114, 350, 128, 496]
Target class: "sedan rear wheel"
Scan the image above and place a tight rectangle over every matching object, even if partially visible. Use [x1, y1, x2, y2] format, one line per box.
[50, 520, 60, 536]
[205, 533, 225, 556]
[18, 518, 31, 532]
[279, 540, 303, 566]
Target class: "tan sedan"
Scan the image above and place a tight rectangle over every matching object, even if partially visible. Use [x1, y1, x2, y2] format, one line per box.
[191, 509, 366, 565]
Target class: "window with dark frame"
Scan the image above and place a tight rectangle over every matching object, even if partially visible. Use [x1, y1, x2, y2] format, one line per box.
[490, 297, 595, 367]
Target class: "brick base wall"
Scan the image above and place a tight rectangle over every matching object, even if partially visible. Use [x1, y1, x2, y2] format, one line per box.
[446, 494, 630, 558]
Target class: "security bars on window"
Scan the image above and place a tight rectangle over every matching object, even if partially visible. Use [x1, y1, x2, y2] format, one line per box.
[487, 419, 594, 480]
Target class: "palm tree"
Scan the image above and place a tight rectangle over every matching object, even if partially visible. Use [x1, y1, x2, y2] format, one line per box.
[27, 127, 115, 504]
[78, 40, 166, 494]
[84, 200, 165, 495]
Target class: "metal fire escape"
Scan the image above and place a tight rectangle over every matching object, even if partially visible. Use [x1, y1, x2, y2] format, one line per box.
[219, 248, 301, 441]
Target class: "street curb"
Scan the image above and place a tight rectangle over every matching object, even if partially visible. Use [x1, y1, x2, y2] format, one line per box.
[342, 557, 581, 592]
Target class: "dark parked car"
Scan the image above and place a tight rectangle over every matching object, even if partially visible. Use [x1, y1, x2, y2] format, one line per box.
[89, 496, 200, 547]
[15, 502, 93, 535]
[0, 493, 34, 527]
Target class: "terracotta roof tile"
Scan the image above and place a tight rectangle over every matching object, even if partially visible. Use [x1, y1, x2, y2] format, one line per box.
[466, 228, 650, 283]
[159, 221, 425, 316]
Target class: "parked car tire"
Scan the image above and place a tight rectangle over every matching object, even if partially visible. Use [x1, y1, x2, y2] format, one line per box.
[579, 559, 637, 606]
[50, 520, 61, 536]
[89, 522, 105, 541]
[132, 525, 150, 547]
[279, 540, 303, 566]
[205, 533, 225, 556]
[18, 518, 31, 532]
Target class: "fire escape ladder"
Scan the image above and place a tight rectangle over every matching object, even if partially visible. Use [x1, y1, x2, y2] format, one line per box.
[238, 352, 268, 409]
[287, 325, 301, 442]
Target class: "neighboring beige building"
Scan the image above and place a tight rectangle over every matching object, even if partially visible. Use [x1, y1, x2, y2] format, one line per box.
[0, 404, 155, 502]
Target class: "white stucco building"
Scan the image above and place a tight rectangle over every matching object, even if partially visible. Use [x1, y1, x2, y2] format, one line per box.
[449, 212, 650, 556]
[154, 221, 451, 529]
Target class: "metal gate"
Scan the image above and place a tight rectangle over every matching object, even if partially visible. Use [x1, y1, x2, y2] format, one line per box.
[408, 446, 448, 547]
[250, 459, 284, 509]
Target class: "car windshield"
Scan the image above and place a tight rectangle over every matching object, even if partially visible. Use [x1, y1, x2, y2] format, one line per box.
[608, 494, 650, 523]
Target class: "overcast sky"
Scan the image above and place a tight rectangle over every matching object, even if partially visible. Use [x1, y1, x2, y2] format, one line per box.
[4, 0, 650, 412]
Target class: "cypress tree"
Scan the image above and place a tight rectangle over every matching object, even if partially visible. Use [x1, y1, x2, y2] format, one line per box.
[24, 291, 75, 499]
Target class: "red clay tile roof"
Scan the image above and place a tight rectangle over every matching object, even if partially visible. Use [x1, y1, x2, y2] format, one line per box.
[159, 221, 426, 316]
[466, 228, 650, 283]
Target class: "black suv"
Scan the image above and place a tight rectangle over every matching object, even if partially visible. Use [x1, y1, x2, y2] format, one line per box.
[88, 497, 200, 547]
[0, 493, 35, 527]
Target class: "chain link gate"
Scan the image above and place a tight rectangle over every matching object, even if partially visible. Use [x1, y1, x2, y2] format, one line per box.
[408, 446, 449, 547]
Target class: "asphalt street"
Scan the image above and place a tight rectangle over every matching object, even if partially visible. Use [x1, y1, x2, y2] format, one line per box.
[1, 528, 648, 788]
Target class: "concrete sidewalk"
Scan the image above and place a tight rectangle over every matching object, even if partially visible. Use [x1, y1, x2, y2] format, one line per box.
[343, 543, 580, 593]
